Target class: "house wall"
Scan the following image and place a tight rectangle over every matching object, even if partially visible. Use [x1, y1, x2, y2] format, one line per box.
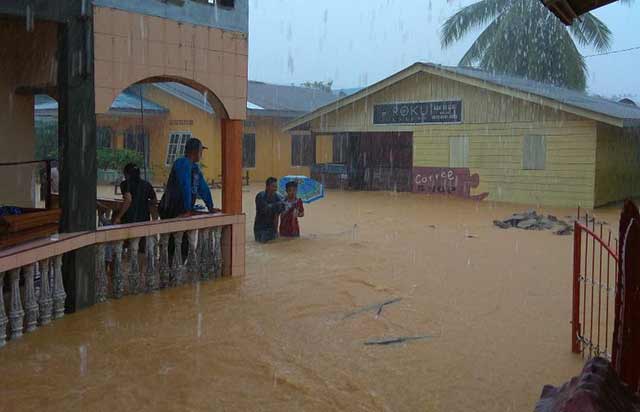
[309, 71, 600, 207]
[594, 124, 640, 207]
[0, 20, 58, 207]
[244, 118, 334, 183]
[316, 134, 333, 164]
[93, 6, 248, 120]
[140, 86, 222, 185]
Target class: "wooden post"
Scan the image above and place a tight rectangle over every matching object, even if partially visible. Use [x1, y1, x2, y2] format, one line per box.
[613, 200, 640, 392]
[221, 119, 243, 214]
[57, 7, 97, 312]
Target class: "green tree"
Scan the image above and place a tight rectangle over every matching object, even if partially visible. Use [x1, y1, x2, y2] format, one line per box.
[301, 80, 334, 93]
[35, 119, 58, 160]
[440, 0, 613, 90]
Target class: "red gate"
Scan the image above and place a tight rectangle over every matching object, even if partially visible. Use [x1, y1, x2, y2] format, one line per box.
[571, 209, 618, 359]
[572, 200, 640, 392]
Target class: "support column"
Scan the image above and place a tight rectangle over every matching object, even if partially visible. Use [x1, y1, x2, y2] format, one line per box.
[57, 7, 97, 312]
[221, 119, 244, 277]
[221, 119, 243, 214]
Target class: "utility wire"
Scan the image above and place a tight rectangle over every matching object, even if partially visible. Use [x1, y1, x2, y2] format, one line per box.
[583, 45, 640, 58]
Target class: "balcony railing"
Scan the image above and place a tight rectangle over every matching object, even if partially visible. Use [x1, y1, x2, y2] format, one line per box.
[0, 213, 244, 348]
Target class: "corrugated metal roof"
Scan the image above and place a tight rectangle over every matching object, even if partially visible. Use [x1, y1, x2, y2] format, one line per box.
[153, 81, 339, 117]
[247, 81, 338, 113]
[285, 62, 640, 130]
[432, 64, 640, 125]
[35, 91, 168, 114]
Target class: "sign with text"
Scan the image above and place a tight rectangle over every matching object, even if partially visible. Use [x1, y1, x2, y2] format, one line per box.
[373, 100, 462, 125]
[412, 167, 488, 201]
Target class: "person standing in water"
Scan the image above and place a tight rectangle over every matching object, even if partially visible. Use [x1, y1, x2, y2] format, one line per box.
[279, 181, 304, 238]
[254, 177, 284, 243]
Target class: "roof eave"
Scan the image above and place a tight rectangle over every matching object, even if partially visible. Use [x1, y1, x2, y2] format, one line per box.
[285, 62, 631, 131]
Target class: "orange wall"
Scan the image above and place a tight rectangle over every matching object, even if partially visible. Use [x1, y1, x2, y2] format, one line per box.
[93, 6, 248, 120]
[0, 20, 58, 207]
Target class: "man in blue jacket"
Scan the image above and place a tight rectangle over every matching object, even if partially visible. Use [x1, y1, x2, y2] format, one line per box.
[159, 137, 217, 264]
[160, 137, 215, 218]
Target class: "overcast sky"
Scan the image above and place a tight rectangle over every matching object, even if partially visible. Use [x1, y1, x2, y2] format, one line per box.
[248, 0, 640, 98]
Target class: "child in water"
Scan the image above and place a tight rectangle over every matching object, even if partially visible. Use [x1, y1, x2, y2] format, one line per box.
[279, 181, 304, 237]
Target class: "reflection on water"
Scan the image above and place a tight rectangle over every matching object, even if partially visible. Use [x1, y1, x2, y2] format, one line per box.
[0, 186, 622, 411]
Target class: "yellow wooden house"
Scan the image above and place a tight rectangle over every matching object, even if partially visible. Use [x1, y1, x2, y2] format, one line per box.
[284, 63, 640, 208]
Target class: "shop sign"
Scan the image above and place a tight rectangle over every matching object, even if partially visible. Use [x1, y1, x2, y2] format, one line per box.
[373, 100, 462, 125]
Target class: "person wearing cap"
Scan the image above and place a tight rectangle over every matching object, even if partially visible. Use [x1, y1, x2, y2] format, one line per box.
[159, 137, 217, 265]
[159, 137, 216, 219]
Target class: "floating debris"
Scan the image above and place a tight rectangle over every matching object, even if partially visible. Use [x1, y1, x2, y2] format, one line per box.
[493, 209, 574, 235]
[364, 335, 432, 346]
[343, 298, 402, 320]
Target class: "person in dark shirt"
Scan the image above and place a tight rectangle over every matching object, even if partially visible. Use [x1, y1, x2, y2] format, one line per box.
[114, 163, 158, 224]
[254, 177, 285, 243]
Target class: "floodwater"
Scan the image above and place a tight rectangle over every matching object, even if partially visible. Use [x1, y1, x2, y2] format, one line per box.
[0, 186, 623, 411]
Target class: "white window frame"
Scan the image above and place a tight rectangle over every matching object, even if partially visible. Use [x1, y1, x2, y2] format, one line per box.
[166, 131, 192, 166]
[449, 136, 469, 168]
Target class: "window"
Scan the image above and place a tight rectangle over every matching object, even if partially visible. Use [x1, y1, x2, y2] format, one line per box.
[243, 133, 256, 168]
[291, 134, 315, 167]
[523, 135, 546, 170]
[449, 136, 469, 168]
[333, 133, 349, 164]
[166, 132, 192, 165]
[97, 127, 113, 149]
[124, 126, 148, 154]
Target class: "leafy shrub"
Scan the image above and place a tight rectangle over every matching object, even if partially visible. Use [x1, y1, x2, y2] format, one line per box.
[97, 148, 144, 171]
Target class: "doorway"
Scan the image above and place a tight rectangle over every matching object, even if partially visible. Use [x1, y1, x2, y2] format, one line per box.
[346, 132, 413, 191]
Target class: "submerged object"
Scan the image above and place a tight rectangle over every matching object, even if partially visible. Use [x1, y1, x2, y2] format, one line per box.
[364, 335, 432, 346]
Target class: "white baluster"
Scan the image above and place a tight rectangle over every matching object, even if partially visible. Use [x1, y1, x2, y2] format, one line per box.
[198, 228, 212, 280]
[95, 244, 107, 303]
[52, 255, 66, 319]
[213, 228, 222, 277]
[145, 235, 158, 292]
[0, 272, 8, 346]
[112, 241, 124, 298]
[159, 234, 170, 288]
[8, 268, 24, 339]
[38, 259, 53, 325]
[187, 230, 199, 282]
[22, 264, 39, 333]
[128, 237, 141, 294]
[171, 232, 184, 286]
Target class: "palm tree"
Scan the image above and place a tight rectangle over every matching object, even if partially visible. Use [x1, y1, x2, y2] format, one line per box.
[441, 0, 613, 91]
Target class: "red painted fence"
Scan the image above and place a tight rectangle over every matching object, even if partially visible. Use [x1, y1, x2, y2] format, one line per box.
[572, 200, 640, 392]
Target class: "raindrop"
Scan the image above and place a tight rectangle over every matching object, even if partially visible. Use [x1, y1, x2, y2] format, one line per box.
[79, 345, 88, 377]
[197, 312, 203, 338]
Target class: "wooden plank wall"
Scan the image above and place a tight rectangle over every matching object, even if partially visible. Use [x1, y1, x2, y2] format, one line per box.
[594, 124, 640, 207]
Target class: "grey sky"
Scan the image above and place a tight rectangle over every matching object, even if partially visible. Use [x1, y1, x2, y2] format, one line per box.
[248, 0, 640, 98]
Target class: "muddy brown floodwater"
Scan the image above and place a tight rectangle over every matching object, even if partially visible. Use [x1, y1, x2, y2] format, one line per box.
[0, 186, 625, 411]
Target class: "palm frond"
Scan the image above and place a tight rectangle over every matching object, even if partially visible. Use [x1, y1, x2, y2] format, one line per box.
[440, 0, 510, 48]
[459, 12, 505, 66]
[569, 13, 611, 52]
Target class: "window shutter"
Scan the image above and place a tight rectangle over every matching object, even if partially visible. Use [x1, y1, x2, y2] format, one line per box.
[449, 136, 469, 168]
